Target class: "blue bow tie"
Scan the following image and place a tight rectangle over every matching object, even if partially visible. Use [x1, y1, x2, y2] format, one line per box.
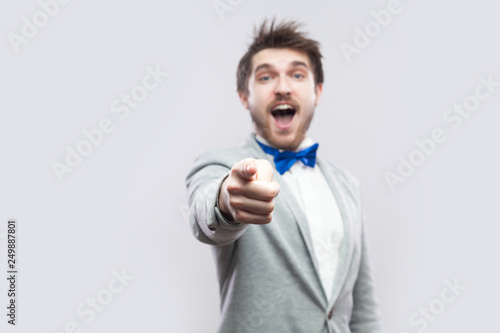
[256, 139, 319, 175]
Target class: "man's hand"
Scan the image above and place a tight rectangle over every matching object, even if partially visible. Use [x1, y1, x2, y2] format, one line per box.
[218, 158, 280, 224]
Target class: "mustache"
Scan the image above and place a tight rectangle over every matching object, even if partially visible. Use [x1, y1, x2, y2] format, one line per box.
[268, 98, 297, 111]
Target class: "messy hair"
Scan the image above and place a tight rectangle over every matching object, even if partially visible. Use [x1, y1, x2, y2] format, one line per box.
[236, 18, 324, 96]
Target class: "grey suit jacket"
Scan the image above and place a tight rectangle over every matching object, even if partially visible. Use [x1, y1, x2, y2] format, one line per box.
[186, 133, 383, 333]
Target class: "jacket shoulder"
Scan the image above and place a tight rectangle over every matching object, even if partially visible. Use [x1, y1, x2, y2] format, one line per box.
[186, 141, 254, 181]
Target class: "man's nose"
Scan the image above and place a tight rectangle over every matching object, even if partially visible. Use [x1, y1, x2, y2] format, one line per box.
[275, 76, 292, 96]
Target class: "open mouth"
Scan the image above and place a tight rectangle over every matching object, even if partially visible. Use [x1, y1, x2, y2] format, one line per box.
[271, 104, 296, 129]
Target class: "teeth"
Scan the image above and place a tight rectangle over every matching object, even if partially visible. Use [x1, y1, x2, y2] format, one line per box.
[273, 104, 294, 111]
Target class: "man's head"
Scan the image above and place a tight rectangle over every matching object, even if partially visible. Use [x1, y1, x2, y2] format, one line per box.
[237, 19, 324, 151]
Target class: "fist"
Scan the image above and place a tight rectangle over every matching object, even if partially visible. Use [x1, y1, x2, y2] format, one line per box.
[218, 158, 280, 224]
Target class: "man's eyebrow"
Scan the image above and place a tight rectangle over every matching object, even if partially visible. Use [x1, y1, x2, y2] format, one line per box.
[254, 61, 309, 74]
[254, 64, 272, 73]
[290, 61, 309, 69]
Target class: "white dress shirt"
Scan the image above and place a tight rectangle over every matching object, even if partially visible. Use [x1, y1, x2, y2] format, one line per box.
[255, 134, 345, 301]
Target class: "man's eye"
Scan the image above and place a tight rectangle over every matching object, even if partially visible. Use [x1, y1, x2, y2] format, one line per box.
[259, 75, 272, 81]
[293, 73, 305, 79]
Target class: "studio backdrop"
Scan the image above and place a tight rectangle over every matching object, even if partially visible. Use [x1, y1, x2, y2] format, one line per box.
[1, 0, 499, 332]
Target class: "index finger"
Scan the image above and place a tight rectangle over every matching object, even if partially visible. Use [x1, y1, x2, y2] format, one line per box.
[232, 158, 257, 181]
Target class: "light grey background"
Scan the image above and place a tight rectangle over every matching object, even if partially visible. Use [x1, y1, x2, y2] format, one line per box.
[1, 0, 499, 332]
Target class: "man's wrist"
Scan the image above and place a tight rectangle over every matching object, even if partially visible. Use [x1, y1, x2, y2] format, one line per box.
[216, 175, 243, 226]
[215, 205, 244, 226]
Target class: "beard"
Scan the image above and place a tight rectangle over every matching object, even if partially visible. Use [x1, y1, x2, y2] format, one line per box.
[250, 107, 314, 151]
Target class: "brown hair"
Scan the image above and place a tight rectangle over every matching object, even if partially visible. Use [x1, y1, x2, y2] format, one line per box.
[236, 18, 324, 96]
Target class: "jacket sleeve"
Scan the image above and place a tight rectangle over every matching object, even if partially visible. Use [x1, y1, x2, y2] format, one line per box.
[349, 186, 384, 332]
[185, 152, 250, 246]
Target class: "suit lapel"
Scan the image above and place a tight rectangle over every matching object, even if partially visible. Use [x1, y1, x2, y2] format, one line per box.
[273, 169, 325, 288]
[245, 134, 327, 303]
[245, 133, 361, 309]
[316, 158, 356, 309]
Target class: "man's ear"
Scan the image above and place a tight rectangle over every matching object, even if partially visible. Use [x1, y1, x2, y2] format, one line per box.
[314, 83, 323, 106]
[238, 90, 250, 110]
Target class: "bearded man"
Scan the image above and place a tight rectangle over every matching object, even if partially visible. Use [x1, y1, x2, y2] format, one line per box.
[186, 19, 383, 333]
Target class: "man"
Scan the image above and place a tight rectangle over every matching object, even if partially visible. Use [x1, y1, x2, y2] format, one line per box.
[186, 19, 383, 333]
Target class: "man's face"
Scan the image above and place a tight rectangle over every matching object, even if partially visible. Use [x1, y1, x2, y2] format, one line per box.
[239, 48, 323, 151]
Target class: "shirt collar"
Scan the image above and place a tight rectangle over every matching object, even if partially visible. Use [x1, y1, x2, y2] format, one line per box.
[254, 133, 315, 153]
